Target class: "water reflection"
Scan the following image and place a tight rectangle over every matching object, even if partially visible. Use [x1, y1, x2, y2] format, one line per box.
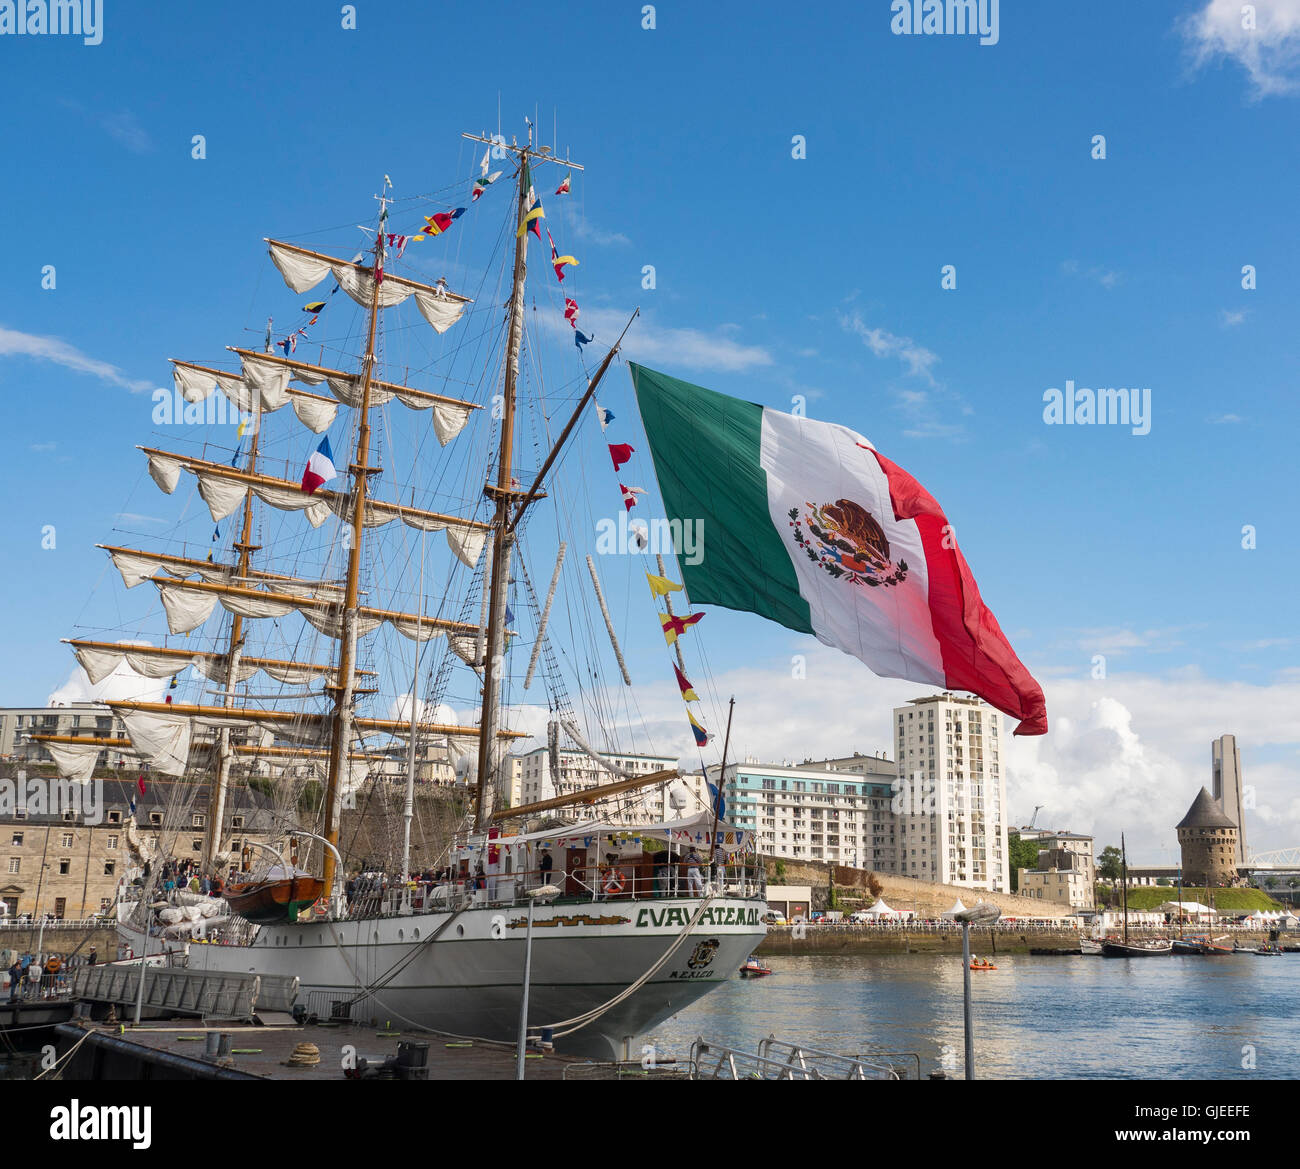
[645, 954, 1300, 1079]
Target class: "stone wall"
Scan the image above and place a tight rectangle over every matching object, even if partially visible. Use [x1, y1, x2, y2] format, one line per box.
[764, 858, 1073, 919]
[0, 924, 116, 962]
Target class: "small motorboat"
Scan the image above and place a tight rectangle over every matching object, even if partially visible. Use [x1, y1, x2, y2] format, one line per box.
[1080, 938, 1103, 956]
[1256, 943, 1283, 956]
[1233, 943, 1259, 954]
[969, 957, 997, 971]
[739, 957, 774, 978]
[1172, 938, 1204, 955]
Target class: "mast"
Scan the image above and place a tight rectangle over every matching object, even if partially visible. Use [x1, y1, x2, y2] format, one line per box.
[465, 128, 586, 826]
[401, 534, 426, 880]
[473, 140, 532, 825]
[201, 318, 268, 873]
[1121, 832, 1129, 945]
[321, 201, 387, 894]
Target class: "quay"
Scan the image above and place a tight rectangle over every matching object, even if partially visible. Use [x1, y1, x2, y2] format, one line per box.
[50, 1019, 584, 1081]
[755, 924, 1295, 956]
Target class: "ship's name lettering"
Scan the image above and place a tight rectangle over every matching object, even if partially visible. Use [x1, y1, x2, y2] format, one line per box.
[636, 906, 759, 928]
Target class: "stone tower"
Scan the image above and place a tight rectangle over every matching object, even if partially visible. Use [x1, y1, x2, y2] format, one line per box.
[1211, 734, 1248, 866]
[1177, 787, 1239, 887]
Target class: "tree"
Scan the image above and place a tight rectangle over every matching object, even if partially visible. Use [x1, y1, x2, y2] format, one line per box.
[1097, 846, 1124, 882]
[1007, 833, 1040, 892]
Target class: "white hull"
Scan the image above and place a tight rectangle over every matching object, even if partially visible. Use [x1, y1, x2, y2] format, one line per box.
[187, 896, 765, 1058]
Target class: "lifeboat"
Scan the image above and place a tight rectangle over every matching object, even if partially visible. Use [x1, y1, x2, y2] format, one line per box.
[223, 866, 326, 924]
[969, 957, 997, 971]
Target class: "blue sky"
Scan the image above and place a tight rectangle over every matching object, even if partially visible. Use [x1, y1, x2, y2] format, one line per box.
[1, 1, 1297, 855]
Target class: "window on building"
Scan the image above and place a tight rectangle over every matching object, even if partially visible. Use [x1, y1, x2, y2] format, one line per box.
[106, 835, 118, 850]
[149, 813, 162, 826]
[58, 859, 71, 875]
[106, 810, 121, 824]
[104, 861, 115, 875]
[60, 832, 74, 847]
[7, 858, 19, 874]
[9, 833, 21, 846]
[192, 813, 205, 828]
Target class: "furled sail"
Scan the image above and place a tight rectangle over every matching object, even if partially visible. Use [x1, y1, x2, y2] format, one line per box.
[147, 577, 482, 646]
[143, 451, 490, 567]
[229, 349, 478, 447]
[65, 639, 353, 689]
[266, 240, 471, 334]
[171, 359, 339, 434]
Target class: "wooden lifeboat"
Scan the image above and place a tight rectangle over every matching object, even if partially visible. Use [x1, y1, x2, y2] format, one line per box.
[223, 872, 326, 924]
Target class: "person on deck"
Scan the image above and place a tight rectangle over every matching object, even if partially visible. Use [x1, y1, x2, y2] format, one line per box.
[7, 959, 21, 1003]
[87, 947, 97, 967]
[538, 849, 553, 885]
[654, 851, 670, 898]
[684, 848, 706, 897]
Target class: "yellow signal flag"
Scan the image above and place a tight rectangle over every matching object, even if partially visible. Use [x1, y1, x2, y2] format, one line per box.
[646, 573, 683, 598]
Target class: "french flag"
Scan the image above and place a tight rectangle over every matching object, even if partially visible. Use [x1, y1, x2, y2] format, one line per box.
[301, 436, 337, 495]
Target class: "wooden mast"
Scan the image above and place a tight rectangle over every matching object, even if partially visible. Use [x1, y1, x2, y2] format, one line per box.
[473, 138, 531, 826]
[1121, 832, 1129, 945]
[202, 319, 267, 873]
[467, 129, 585, 826]
[320, 200, 387, 894]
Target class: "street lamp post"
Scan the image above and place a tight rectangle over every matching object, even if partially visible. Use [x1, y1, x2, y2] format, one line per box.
[953, 902, 1000, 1079]
[516, 883, 560, 1080]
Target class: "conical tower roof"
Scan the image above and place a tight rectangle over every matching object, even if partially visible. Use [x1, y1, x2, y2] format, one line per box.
[1176, 786, 1236, 830]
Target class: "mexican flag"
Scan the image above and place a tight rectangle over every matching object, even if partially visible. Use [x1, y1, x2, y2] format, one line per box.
[631, 364, 1047, 735]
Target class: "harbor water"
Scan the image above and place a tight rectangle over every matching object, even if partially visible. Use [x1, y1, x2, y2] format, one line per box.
[646, 953, 1300, 1079]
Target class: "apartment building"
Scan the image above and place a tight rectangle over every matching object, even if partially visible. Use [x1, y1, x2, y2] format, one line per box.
[892, 693, 1009, 892]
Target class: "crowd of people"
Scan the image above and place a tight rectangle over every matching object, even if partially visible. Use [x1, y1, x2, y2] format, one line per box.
[4, 945, 98, 1002]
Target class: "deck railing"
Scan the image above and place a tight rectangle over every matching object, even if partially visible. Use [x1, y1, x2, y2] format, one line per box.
[343, 863, 767, 920]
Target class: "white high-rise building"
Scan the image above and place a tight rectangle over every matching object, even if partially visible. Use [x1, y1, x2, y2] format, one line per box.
[893, 693, 1008, 892]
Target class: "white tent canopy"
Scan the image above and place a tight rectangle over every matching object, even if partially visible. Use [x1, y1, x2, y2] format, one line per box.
[941, 898, 969, 919]
[1156, 901, 1214, 916]
[861, 897, 906, 918]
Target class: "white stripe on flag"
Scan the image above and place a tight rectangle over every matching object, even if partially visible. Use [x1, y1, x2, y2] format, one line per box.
[759, 408, 945, 685]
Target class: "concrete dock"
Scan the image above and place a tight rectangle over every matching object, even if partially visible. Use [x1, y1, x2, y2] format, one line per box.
[52, 1019, 585, 1080]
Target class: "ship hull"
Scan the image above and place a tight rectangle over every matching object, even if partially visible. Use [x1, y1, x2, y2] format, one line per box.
[186, 895, 765, 1058]
[1101, 940, 1172, 957]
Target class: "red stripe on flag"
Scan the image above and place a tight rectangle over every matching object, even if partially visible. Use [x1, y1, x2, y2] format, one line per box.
[871, 450, 1047, 736]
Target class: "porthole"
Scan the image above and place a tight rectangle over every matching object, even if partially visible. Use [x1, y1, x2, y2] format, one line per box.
[398, 929, 404, 942]
[413, 929, 420, 940]
[456, 924, 465, 937]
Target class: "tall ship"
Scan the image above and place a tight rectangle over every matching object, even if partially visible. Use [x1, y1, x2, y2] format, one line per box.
[34, 126, 767, 1057]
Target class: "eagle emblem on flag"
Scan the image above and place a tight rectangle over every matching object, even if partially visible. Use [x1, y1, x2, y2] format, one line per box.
[788, 499, 909, 588]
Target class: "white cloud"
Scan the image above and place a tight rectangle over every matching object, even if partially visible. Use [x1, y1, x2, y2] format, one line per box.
[1183, 0, 1300, 96]
[528, 640, 1300, 860]
[99, 111, 153, 154]
[0, 325, 155, 394]
[1061, 259, 1122, 289]
[1209, 412, 1243, 424]
[1221, 308, 1248, 326]
[539, 306, 772, 373]
[839, 311, 940, 385]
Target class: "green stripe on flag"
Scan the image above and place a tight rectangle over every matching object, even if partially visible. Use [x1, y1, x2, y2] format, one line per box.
[630, 363, 814, 636]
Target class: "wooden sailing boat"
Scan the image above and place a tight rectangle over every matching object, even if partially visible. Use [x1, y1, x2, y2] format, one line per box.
[34, 123, 767, 1056]
[1101, 834, 1172, 957]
